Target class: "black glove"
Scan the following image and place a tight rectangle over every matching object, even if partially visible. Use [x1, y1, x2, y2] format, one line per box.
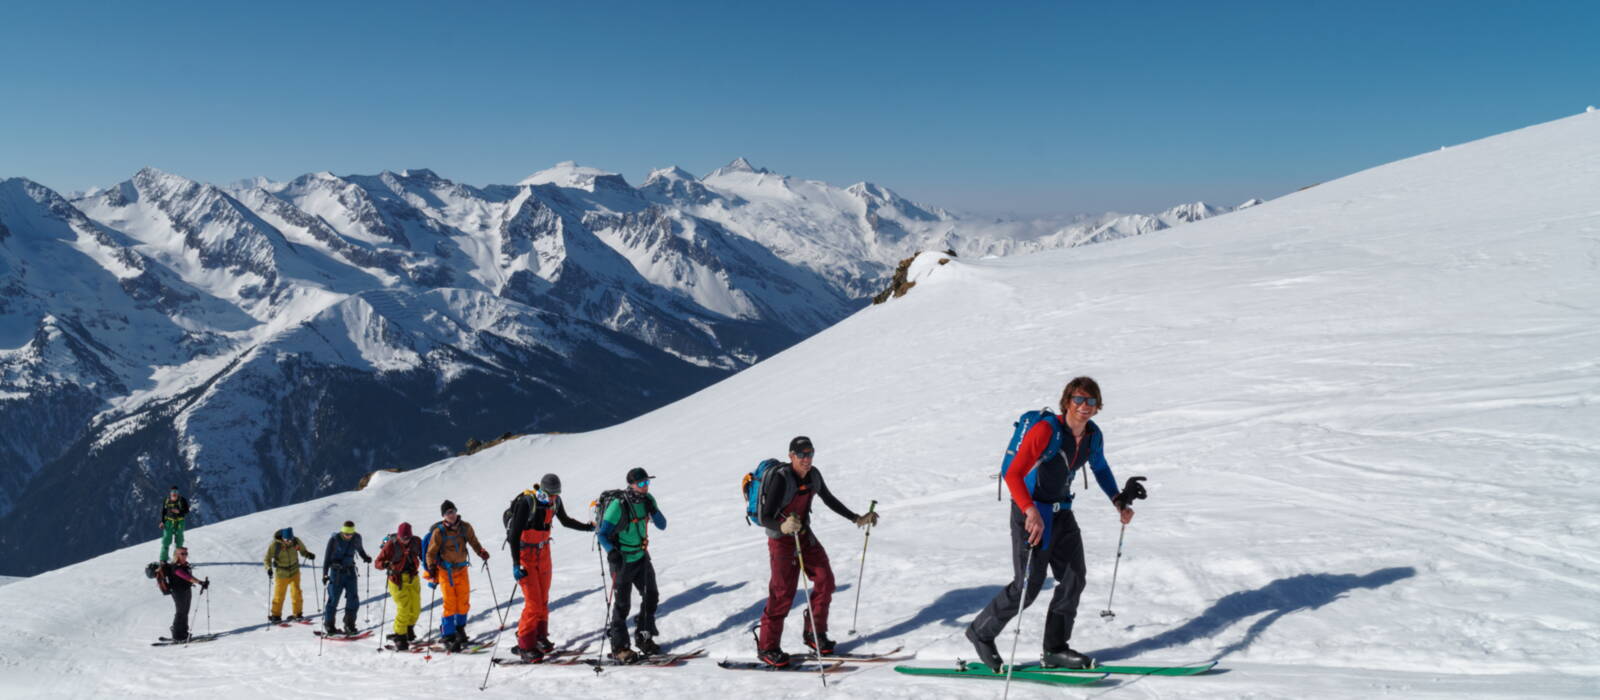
[305, 552, 316, 560]
[362, 556, 372, 564]
[200, 579, 210, 591]
[606, 549, 623, 569]
[1113, 476, 1148, 510]
[322, 574, 330, 585]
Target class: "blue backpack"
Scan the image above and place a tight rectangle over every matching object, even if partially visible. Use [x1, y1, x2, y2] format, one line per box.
[997, 408, 1066, 501]
[741, 459, 794, 526]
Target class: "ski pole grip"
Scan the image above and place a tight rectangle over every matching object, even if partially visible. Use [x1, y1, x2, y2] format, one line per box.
[867, 500, 877, 514]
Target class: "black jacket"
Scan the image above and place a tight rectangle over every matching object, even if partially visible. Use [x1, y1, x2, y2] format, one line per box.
[160, 496, 190, 523]
[507, 490, 594, 556]
[758, 464, 859, 538]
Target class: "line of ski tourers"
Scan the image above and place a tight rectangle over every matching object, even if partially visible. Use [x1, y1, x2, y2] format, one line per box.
[144, 380, 1215, 687]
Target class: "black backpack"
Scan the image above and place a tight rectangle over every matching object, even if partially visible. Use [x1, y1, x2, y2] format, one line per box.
[591, 489, 647, 545]
[146, 562, 171, 596]
[502, 491, 533, 546]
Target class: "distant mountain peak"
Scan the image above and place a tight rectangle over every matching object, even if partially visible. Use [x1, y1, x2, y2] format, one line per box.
[704, 157, 771, 179]
[519, 161, 624, 189]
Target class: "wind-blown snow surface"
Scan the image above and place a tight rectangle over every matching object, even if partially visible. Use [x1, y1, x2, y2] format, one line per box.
[4, 112, 1599, 698]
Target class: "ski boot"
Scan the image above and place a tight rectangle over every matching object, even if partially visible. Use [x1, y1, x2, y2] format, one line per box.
[611, 647, 639, 664]
[391, 633, 409, 651]
[802, 628, 836, 655]
[267, 615, 282, 624]
[343, 619, 358, 636]
[534, 637, 556, 654]
[634, 631, 661, 656]
[323, 621, 339, 637]
[757, 647, 791, 668]
[1040, 647, 1093, 669]
[515, 644, 545, 663]
[965, 627, 1003, 673]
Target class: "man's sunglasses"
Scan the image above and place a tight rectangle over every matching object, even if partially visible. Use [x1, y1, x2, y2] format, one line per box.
[1069, 396, 1100, 407]
[793, 450, 815, 458]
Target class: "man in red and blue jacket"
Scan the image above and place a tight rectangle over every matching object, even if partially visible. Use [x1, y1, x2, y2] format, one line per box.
[967, 377, 1135, 671]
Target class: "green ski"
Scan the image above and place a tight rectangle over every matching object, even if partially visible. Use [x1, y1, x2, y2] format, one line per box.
[1004, 660, 1217, 676]
[894, 664, 1107, 686]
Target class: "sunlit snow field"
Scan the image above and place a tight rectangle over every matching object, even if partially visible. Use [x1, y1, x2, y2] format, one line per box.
[2, 112, 1597, 698]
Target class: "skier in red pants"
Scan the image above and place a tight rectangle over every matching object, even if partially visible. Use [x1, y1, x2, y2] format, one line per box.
[505, 473, 594, 661]
[754, 436, 879, 667]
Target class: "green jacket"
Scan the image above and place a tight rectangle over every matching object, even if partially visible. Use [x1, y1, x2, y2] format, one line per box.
[265, 537, 312, 578]
[601, 493, 664, 563]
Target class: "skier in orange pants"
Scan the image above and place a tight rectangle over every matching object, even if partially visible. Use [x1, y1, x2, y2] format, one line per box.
[505, 474, 594, 661]
[425, 500, 490, 652]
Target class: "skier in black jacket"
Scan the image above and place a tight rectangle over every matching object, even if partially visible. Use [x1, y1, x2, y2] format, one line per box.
[163, 547, 208, 642]
[753, 436, 879, 667]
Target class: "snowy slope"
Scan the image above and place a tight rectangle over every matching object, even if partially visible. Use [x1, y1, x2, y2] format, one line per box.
[5, 111, 1600, 699]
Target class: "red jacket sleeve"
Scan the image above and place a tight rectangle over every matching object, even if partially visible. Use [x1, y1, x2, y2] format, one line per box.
[1004, 421, 1055, 513]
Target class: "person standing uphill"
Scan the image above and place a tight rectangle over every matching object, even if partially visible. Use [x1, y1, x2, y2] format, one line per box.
[157, 486, 189, 563]
[507, 473, 594, 661]
[754, 436, 879, 667]
[966, 376, 1136, 671]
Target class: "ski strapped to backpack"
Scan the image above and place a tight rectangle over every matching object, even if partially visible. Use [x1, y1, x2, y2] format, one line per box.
[742, 458, 795, 526]
[997, 408, 1067, 501]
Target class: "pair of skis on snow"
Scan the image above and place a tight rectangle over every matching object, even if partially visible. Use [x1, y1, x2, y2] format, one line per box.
[892, 659, 1217, 686]
[715, 645, 908, 674]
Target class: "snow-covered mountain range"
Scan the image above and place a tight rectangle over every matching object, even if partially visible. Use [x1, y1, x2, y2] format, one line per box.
[1, 110, 1594, 698]
[0, 160, 1243, 576]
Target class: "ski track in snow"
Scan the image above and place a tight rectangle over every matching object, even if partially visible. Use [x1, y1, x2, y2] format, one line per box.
[4, 113, 1600, 697]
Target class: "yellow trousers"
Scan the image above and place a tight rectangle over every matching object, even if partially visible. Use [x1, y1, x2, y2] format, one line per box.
[271, 572, 303, 617]
[389, 574, 421, 634]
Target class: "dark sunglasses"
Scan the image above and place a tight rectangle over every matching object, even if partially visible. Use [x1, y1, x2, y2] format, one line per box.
[793, 450, 815, 458]
[1069, 396, 1100, 407]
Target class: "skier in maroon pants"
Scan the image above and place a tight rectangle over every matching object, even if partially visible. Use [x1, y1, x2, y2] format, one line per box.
[753, 436, 879, 667]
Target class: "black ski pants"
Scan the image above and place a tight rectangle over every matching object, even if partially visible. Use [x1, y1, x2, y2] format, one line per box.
[170, 585, 193, 640]
[969, 504, 1087, 652]
[607, 552, 659, 651]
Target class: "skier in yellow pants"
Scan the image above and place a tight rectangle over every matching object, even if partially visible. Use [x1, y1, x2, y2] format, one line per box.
[264, 527, 315, 622]
[375, 522, 424, 649]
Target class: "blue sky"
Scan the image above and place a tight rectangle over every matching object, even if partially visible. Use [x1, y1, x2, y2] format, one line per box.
[2, 1, 1596, 216]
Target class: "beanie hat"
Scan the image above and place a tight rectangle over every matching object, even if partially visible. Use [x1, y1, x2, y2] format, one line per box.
[440, 499, 457, 515]
[397, 522, 412, 538]
[539, 473, 562, 495]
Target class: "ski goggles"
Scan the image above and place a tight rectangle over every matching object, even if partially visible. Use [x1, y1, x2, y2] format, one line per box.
[635, 479, 651, 488]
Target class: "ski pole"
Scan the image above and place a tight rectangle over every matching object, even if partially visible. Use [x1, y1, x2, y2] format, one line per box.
[847, 500, 877, 635]
[482, 561, 506, 630]
[596, 534, 613, 623]
[1100, 523, 1127, 620]
[792, 531, 826, 688]
[205, 580, 211, 637]
[479, 582, 511, 691]
[1101, 476, 1147, 621]
[365, 565, 372, 626]
[1003, 544, 1036, 700]
[376, 573, 389, 651]
[426, 580, 437, 643]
